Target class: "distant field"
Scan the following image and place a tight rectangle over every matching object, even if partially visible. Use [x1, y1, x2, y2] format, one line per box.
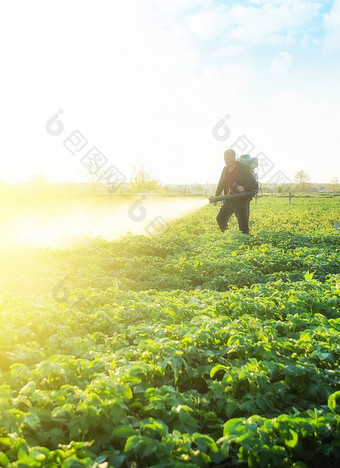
[0, 196, 339, 467]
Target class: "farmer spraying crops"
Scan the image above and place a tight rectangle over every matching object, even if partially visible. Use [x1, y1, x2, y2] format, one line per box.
[212, 149, 258, 234]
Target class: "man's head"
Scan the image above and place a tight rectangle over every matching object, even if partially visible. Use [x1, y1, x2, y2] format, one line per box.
[224, 149, 236, 167]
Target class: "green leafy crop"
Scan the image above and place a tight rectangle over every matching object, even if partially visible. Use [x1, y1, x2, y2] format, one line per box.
[0, 197, 339, 467]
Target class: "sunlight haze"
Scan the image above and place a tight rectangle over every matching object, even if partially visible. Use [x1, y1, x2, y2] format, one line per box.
[0, 0, 339, 184]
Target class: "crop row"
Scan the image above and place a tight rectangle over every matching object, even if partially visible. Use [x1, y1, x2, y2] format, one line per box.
[0, 197, 339, 467]
[1, 273, 339, 466]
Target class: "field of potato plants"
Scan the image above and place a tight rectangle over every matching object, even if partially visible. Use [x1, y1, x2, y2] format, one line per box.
[0, 196, 340, 468]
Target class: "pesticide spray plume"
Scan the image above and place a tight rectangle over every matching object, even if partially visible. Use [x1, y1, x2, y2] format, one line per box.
[0, 196, 207, 249]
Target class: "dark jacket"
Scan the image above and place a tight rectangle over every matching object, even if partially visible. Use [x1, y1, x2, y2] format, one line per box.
[215, 161, 258, 197]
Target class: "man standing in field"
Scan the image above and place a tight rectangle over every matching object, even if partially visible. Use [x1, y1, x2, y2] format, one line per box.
[214, 149, 258, 234]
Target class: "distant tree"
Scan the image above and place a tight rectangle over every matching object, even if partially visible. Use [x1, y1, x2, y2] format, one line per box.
[159, 185, 169, 195]
[277, 184, 293, 194]
[81, 160, 107, 194]
[29, 174, 47, 185]
[130, 166, 159, 193]
[173, 185, 187, 195]
[328, 177, 340, 193]
[191, 184, 204, 192]
[294, 170, 310, 192]
[89, 170, 103, 194]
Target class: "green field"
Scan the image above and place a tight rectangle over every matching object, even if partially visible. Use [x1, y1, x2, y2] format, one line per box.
[0, 197, 340, 467]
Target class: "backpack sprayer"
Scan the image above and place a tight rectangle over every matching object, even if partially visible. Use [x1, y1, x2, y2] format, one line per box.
[208, 154, 259, 204]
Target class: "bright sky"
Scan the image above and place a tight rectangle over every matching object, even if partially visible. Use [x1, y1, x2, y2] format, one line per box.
[0, 0, 339, 185]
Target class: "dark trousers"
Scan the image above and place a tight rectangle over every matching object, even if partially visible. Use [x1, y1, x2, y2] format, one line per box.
[216, 198, 250, 234]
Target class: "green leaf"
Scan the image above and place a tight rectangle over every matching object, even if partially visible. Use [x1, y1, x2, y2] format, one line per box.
[110, 403, 125, 423]
[328, 391, 340, 414]
[223, 418, 245, 437]
[124, 435, 142, 452]
[192, 433, 218, 453]
[107, 452, 125, 468]
[0, 453, 9, 467]
[46, 428, 65, 445]
[141, 419, 168, 437]
[177, 406, 199, 435]
[210, 364, 229, 379]
[19, 381, 36, 396]
[140, 440, 158, 458]
[112, 425, 136, 438]
[0, 438, 11, 448]
[24, 412, 40, 430]
[285, 429, 298, 448]
[331, 441, 340, 459]
[95, 454, 108, 463]
[18, 448, 28, 459]
[304, 271, 314, 281]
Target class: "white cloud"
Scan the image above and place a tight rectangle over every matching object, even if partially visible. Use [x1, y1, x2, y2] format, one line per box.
[149, 0, 208, 17]
[187, 8, 232, 38]
[270, 51, 293, 73]
[214, 45, 248, 57]
[229, 2, 321, 45]
[187, 1, 321, 47]
[323, 0, 340, 52]
[0, 0, 338, 185]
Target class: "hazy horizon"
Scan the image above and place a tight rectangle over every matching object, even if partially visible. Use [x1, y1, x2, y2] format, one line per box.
[0, 178, 337, 186]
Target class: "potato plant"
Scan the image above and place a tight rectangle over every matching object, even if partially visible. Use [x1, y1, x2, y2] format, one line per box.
[0, 197, 339, 467]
